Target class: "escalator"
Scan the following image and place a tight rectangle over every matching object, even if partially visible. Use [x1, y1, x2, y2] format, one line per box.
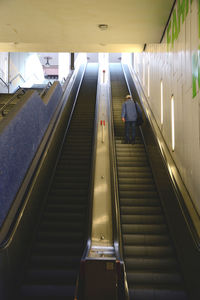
[16, 64, 98, 299]
[109, 63, 188, 300]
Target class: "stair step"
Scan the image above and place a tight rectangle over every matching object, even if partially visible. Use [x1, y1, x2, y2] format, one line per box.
[30, 255, 81, 268]
[37, 231, 84, 242]
[123, 245, 174, 258]
[122, 224, 168, 235]
[119, 190, 158, 198]
[120, 206, 162, 215]
[123, 234, 170, 246]
[25, 269, 77, 284]
[21, 284, 75, 298]
[120, 198, 160, 206]
[121, 215, 165, 225]
[129, 288, 188, 300]
[124, 257, 178, 271]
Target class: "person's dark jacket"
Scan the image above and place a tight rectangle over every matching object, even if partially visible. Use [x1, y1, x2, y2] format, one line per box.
[121, 99, 142, 121]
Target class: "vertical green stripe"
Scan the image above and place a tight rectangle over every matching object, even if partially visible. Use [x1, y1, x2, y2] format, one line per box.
[192, 52, 199, 99]
[172, 10, 178, 44]
[186, 0, 189, 15]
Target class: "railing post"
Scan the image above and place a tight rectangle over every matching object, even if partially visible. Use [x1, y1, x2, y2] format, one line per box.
[71, 53, 75, 70]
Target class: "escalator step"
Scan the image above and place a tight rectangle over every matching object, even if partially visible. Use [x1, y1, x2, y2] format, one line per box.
[123, 234, 170, 246]
[118, 166, 152, 173]
[129, 288, 187, 300]
[122, 223, 168, 235]
[25, 269, 77, 284]
[120, 190, 158, 198]
[127, 271, 183, 286]
[30, 255, 81, 268]
[46, 204, 86, 213]
[21, 284, 75, 298]
[37, 231, 84, 242]
[47, 195, 88, 204]
[49, 189, 88, 196]
[121, 215, 165, 224]
[119, 177, 154, 184]
[119, 183, 156, 191]
[42, 212, 85, 222]
[124, 257, 178, 271]
[123, 245, 174, 257]
[118, 171, 152, 178]
[33, 242, 84, 255]
[39, 220, 85, 231]
[120, 198, 160, 206]
[50, 182, 89, 189]
[120, 206, 162, 215]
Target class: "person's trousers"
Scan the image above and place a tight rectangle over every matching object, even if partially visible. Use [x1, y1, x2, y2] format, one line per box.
[125, 121, 136, 143]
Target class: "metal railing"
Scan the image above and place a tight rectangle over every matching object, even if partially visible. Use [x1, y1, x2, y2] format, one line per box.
[0, 87, 25, 116]
[0, 77, 9, 90]
[39, 81, 52, 98]
[9, 73, 26, 85]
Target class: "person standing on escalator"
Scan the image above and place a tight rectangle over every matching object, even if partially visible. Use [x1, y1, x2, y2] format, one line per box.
[121, 94, 142, 144]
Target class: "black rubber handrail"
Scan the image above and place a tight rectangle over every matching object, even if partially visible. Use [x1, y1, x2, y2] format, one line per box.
[0, 87, 25, 116]
[79, 64, 100, 259]
[0, 77, 9, 89]
[108, 64, 129, 300]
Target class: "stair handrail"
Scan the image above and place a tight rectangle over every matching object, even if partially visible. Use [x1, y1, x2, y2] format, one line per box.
[9, 73, 26, 85]
[0, 87, 26, 116]
[39, 81, 53, 98]
[0, 77, 9, 90]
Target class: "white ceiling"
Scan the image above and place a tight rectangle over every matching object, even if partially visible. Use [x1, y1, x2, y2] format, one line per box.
[0, 0, 174, 53]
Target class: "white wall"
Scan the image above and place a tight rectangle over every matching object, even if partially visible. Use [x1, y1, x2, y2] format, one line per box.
[9, 53, 44, 91]
[109, 53, 122, 62]
[0, 53, 44, 93]
[133, 0, 200, 216]
[87, 53, 99, 62]
[0, 53, 8, 93]
[58, 53, 70, 81]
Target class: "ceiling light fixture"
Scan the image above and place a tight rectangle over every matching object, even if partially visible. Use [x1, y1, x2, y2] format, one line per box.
[98, 24, 108, 30]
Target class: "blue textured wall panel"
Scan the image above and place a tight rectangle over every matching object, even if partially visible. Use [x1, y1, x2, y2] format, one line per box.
[0, 83, 63, 227]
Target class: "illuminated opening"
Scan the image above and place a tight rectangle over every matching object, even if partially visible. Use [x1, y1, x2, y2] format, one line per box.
[161, 80, 163, 125]
[99, 53, 108, 83]
[171, 95, 175, 151]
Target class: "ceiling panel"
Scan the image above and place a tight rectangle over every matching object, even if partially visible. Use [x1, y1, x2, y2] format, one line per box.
[0, 0, 174, 52]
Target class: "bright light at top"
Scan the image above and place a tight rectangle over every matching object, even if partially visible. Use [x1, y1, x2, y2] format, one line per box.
[99, 53, 108, 83]
[24, 54, 44, 87]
